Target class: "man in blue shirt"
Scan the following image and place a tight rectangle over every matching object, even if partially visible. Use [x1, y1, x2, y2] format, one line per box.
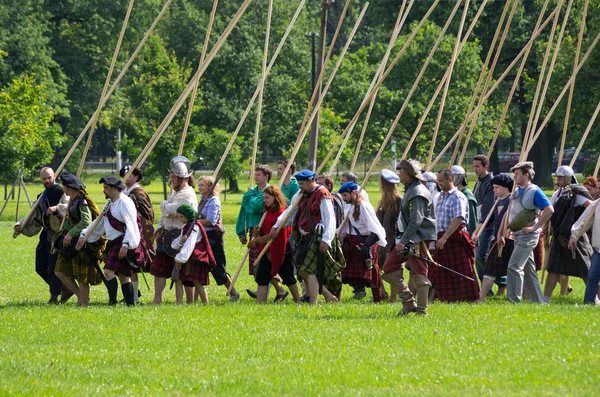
[501, 162, 554, 303]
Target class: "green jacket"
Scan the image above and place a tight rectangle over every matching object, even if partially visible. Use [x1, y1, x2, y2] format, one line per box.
[461, 186, 478, 235]
[281, 177, 300, 202]
[236, 184, 269, 238]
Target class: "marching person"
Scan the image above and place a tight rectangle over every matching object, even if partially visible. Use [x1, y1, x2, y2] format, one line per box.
[375, 170, 402, 301]
[78, 176, 147, 306]
[471, 154, 505, 293]
[249, 186, 300, 303]
[337, 182, 387, 302]
[429, 170, 480, 302]
[13, 167, 69, 304]
[381, 160, 437, 315]
[502, 162, 553, 304]
[197, 176, 240, 301]
[54, 173, 105, 307]
[583, 177, 598, 200]
[570, 196, 600, 305]
[474, 174, 514, 302]
[120, 165, 154, 304]
[543, 166, 592, 302]
[451, 165, 478, 235]
[316, 174, 344, 227]
[170, 203, 216, 305]
[341, 171, 369, 202]
[236, 165, 271, 277]
[277, 159, 299, 202]
[270, 170, 345, 304]
[151, 156, 198, 304]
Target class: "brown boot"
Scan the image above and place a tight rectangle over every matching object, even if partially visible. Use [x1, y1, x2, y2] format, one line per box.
[413, 275, 431, 316]
[382, 269, 416, 315]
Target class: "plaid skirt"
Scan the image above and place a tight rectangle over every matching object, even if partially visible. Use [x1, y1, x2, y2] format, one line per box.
[104, 240, 135, 277]
[341, 235, 382, 288]
[56, 250, 103, 285]
[180, 260, 211, 286]
[431, 229, 479, 302]
[484, 239, 514, 277]
[297, 234, 345, 292]
[248, 244, 259, 276]
[150, 252, 175, 279]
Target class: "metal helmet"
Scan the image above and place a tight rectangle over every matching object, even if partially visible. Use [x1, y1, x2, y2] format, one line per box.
[422, 171, 437, 183]
[169, 156, 193, 178]
[555, 165, 577, 184]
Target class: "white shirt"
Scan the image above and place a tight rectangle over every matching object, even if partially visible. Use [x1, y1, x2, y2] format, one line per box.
[274, 187, 335, 247]
[172, 223, 203, 264]
[83, 193, 140, 249]
[337, 201, 387, 247]
[157, 185, 198, 231]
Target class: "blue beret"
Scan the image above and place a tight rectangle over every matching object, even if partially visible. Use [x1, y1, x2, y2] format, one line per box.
[99, 175, 125, 191]
[338, 182, 359, 194]
[295, 169, 316, 181]
[381, 169, 400, 184]
[60, 172, 83, 190]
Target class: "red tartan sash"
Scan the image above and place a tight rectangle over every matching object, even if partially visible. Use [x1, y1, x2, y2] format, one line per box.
[106, 207, 150, 268]
[182, 220, 216, 270]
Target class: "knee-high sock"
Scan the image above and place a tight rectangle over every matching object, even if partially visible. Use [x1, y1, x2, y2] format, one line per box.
[105, 277, 119, 305]
[121, 282, 135, 306]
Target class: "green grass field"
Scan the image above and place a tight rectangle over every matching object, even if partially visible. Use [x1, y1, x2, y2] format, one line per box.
[0, 176, 598, 395]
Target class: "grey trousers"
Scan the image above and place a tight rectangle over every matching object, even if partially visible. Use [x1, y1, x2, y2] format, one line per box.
[507, 234, 544, 303]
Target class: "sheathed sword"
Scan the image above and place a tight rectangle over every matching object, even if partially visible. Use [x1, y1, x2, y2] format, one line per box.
[401, 241, 475, 282]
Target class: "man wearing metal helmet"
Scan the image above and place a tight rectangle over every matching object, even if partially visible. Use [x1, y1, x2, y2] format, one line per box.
[501, 161, 553, 304]
[151, 156, 198, 304]
[543, 166, 592, 303]
[451, 165, 478, 235]
[422, 171, 440, 217]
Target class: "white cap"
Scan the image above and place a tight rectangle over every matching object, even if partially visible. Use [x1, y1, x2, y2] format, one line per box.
[422, 171, 437, 183]
[450, 165, 466, 176]
[381, 169, 400, 184]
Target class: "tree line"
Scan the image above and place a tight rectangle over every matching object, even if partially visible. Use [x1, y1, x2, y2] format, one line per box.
[1, 0, 598, 191]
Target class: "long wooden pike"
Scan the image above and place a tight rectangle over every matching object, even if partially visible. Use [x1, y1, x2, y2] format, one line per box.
[524, 29, 600, 157]
[16, 0, 175, 236]
[428, 3, 564, 170]
[77, 0, 136, 178]
[316, 0, 442, 175]
[178, 0, 219, 157]
[83, 0, 254, 244]
[248, 0, 273, 189]
[347, 0, 413, 173]
[559, 0, 588, 167]
[229, 3, 370, 294]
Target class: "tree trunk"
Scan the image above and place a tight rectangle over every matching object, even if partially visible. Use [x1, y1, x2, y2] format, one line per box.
[490, 146, 500, 175]
[229, 178, 239, 193]
[162, 176, 168, 201]
[529, 122, 560, 189]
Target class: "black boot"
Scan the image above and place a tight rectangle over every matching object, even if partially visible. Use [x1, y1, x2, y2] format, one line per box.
[121, 282, 135, 306]
[105, 277, 119, 306]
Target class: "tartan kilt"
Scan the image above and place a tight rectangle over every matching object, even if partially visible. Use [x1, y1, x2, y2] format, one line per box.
[180, 260, 211, 286]
[297, 234, 346, 292]
[150, 251, 175, 279]
[484, 239, 514, 278]
[431, 229, 479, 302]
[341, 235, 382, 288]
[56, 239, 104, 285]
[248, 244, 259, 276]
[103, 240, 135, 277]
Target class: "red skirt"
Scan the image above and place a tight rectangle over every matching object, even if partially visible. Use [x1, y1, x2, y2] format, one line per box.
[248, 244, 259, 276]
[103, 240, 135, 277]
[534, 233, 543, 271]
[150, 252, 175, 279]
[180, 260, 211, 286]
[341, 235, 382, 288]
[430, 228, 479, 302]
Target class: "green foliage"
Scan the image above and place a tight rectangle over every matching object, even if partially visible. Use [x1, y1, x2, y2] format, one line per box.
[0, 75, 63, 182]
